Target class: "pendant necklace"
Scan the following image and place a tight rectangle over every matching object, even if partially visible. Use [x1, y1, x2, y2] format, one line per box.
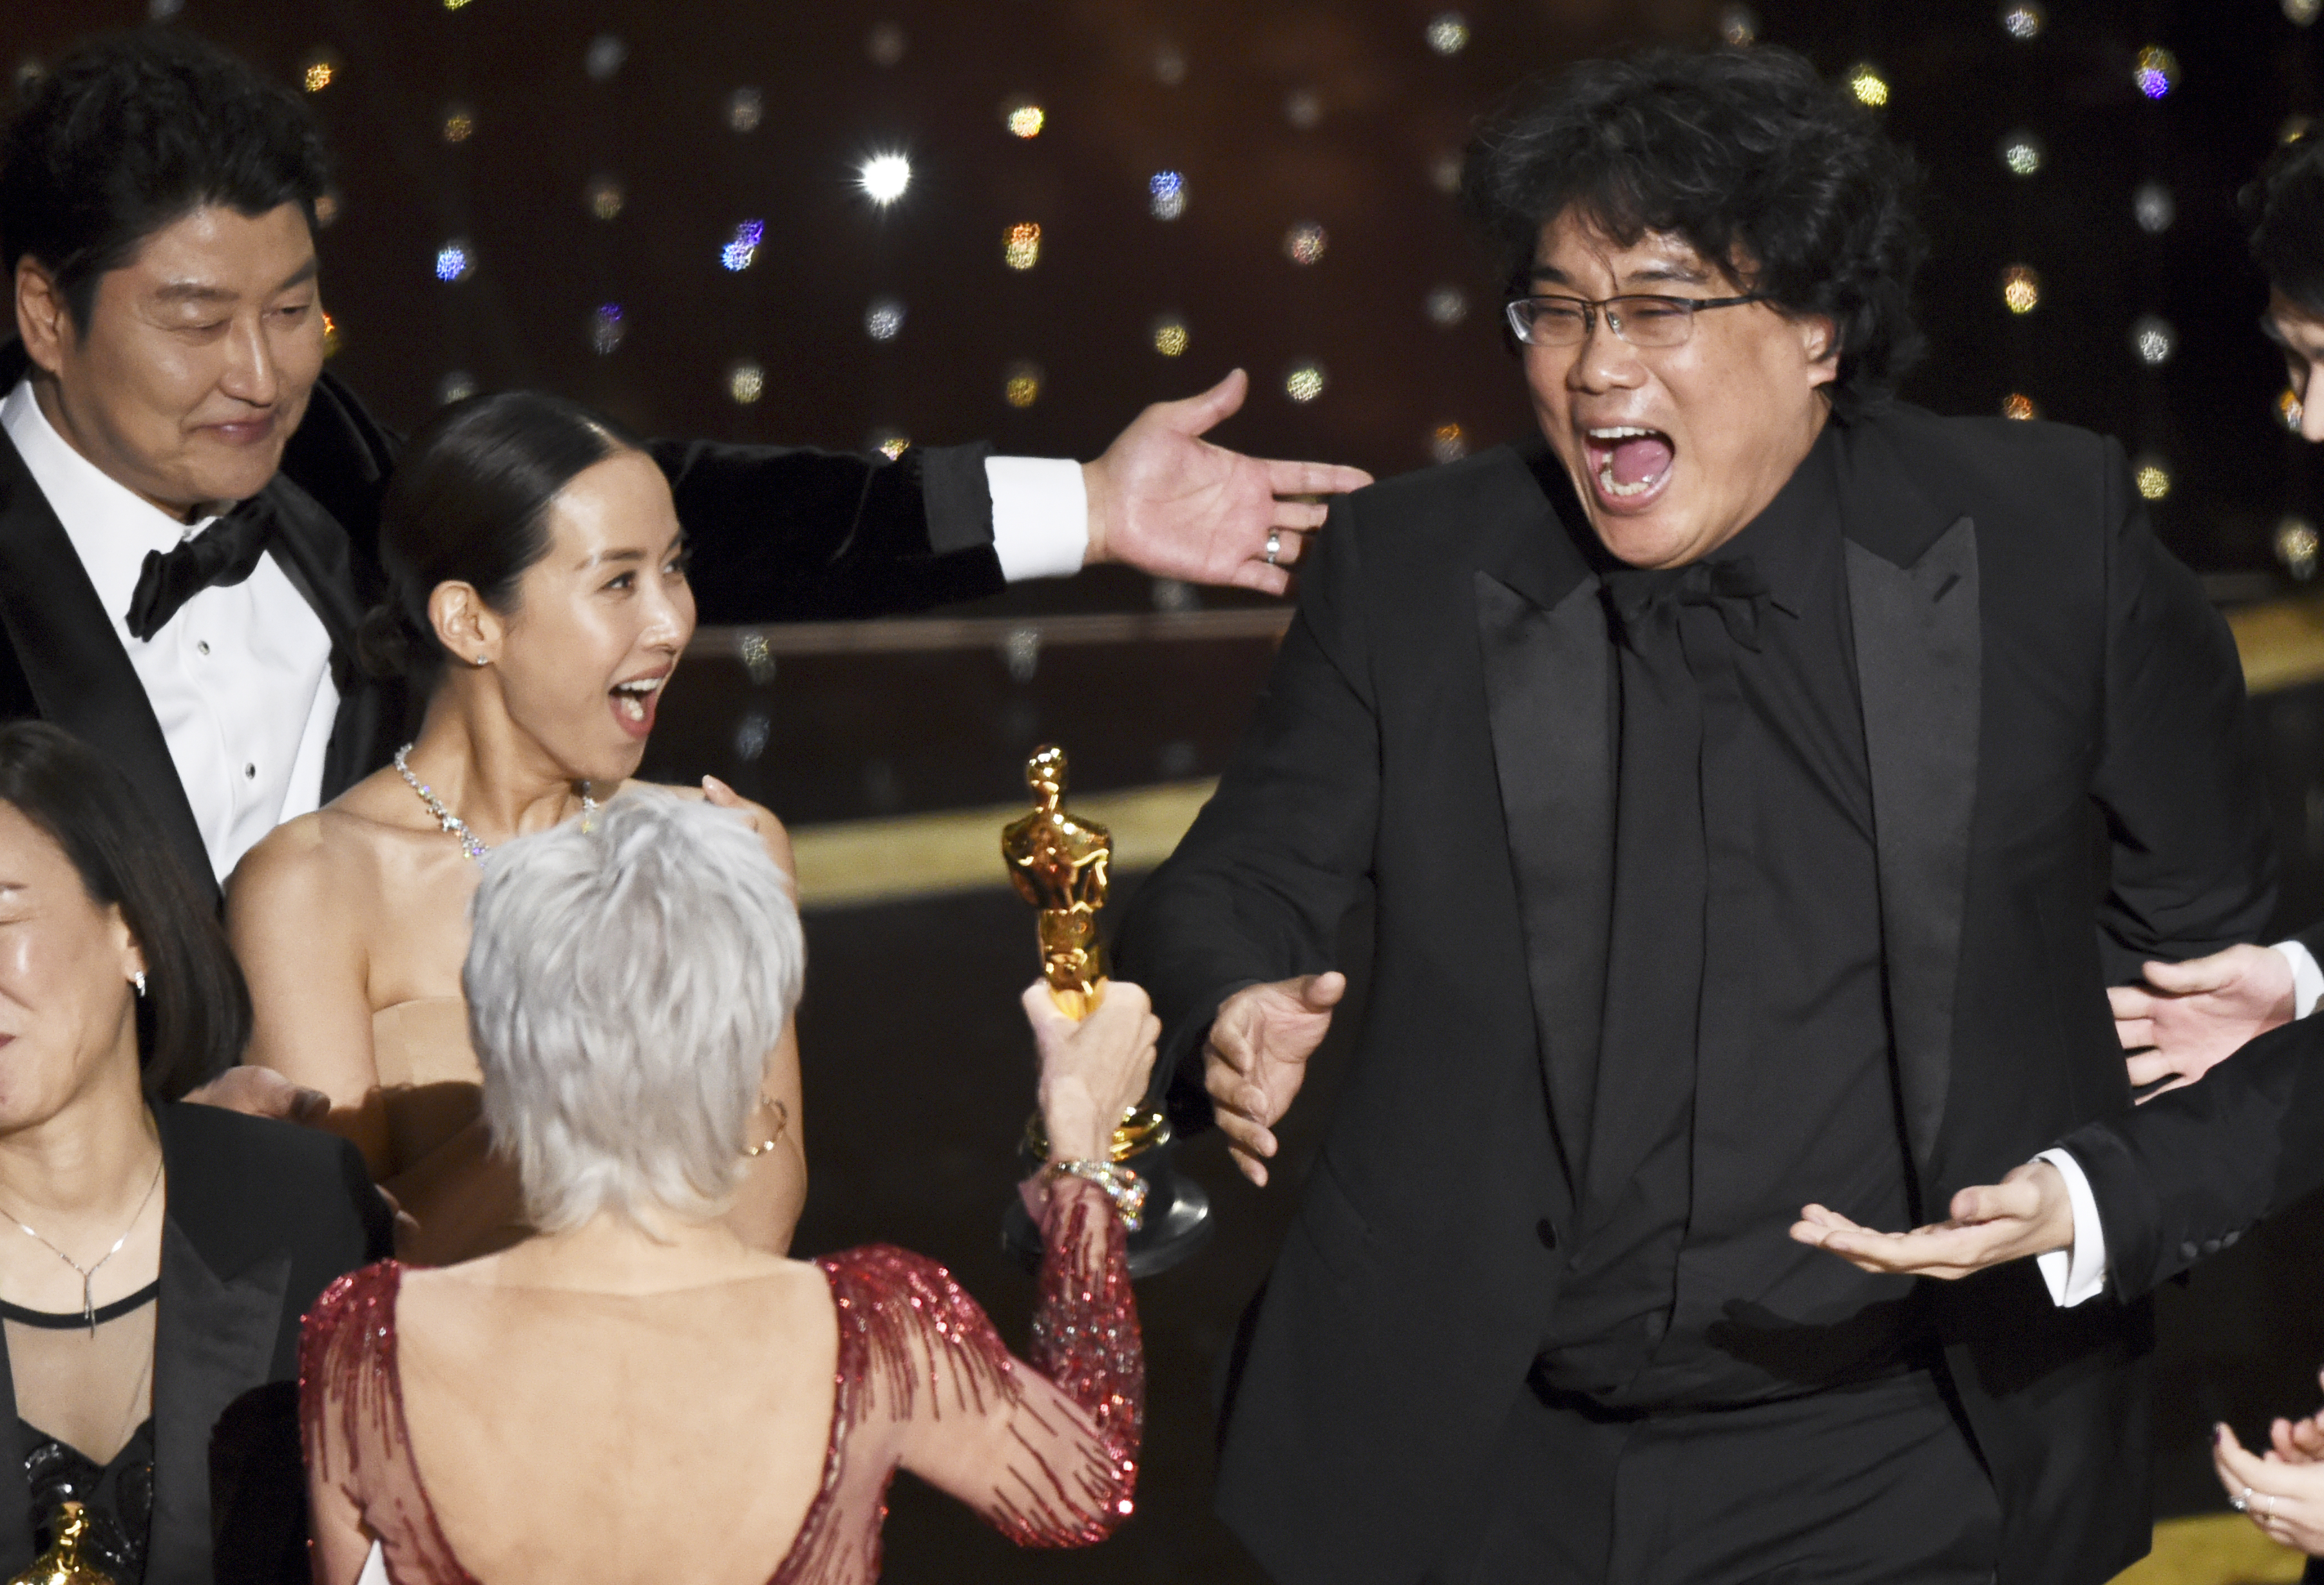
[0, 1156, 164, 1335]
[394, 744, 597, 862]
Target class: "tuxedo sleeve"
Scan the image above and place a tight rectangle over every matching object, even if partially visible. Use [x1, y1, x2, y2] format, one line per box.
[651, 438, 1008, 622]
[2057, 1012, 2324, 1298]
[1113, 494, 1380, 1128]
[2087, 434, 2278, 983]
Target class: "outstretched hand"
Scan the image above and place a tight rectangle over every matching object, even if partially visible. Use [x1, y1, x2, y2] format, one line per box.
[2215, 1419, 2324, 1555]
[1082, 370, 1372, 595]
[1790, 1161, 2073, 1280]
[2111, 945, 2296, 1099]
[1205, 972, 1346, 1186]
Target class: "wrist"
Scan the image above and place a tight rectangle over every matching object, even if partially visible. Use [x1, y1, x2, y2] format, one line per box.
[1040, 1093, 1110, 1164]
[1079, 459, 1112, 564]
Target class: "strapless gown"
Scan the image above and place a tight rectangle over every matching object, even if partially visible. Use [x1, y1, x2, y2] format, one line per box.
[299, 1180, 1141, 1583]
[366, 999, 528, 1266]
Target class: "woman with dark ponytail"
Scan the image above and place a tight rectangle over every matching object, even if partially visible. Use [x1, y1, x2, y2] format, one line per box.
[224, 392, 801, 1265]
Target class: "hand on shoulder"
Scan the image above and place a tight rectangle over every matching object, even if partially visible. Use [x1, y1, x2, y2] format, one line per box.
[653, 774, 794, 879]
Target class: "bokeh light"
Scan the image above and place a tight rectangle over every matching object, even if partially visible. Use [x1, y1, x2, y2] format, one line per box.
[1004, 223, 1042, 270]
[2133, 457, 2171, 501]
[1284, 89, 1322, 130]
[441, 104, 474, 144]
[728, 88, 763, 133]
[2279, 516, 2320, 579]
[1153, 45, 1187, 86]
[2134, 46, 2178, 100]
[1005, 361, 1044, 408]
[1425, 13, 1471, 54]
[301, 55, 336, 93]
[321, 313, 341, 359]
[1425, 285, 1469, 327]
[1846, 63, 1889, 108]
[859, 152, 912, 205]
[441, 0, 468, 10]
[866, 23, 907, 67]
[864, 298, 906, 341]
[1006, 101, 1045, 139]
[721, 220, 765, 272]
[1999, 132, 2042, 177]
[585, 34, 627, 82]
[1999, 2, 2045, 39]
[1430, 424, 1468, 463]
[1431, 153, 1464, 194]
[2001, 265, 2041, 314]
[2291, 0, 2323, 26]
[1284, 361, 1327, 403]
[586, 176, 624, 221]
[728, 361, 765, 405]
[313, 191, 341, 227]
[872, 430, 910, 461]
[589, 302, 624, 355]
[1284, 222, 1328, 266]
[2001, 393, 2039, 421]
[1150, 171, 1187, 220]
[2287, 116, 2316, 146]
[1151, 316, 1189, 357]
[2134, 182, 2175, 233]
[433, 240, 473, 283]
[2130, 315, 2176, 367]
[1719, 6, 1759, 45]
[2282, 388, 2307, 431]
[437, 371, 477, 406]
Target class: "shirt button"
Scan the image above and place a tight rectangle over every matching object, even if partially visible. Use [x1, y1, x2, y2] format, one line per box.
[243, 764, 256, 780]
[196, 640, 210, 656]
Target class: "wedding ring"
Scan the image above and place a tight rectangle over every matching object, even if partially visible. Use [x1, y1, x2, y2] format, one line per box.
[1264, 531, 1282, 566]
[2269, 1492, 2280, 1515]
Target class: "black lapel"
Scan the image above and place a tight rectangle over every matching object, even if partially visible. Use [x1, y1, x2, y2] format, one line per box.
[1472, 445, 1612, 1202]
[0, 430, 217, 904]
[0, 1328, 30, 1573]
[147, 1216, 290, 1585]
[1846, 516, 1981, 1179]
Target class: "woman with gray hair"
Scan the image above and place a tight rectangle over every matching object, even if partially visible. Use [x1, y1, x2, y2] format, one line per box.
[297, 793, 1154, 1583]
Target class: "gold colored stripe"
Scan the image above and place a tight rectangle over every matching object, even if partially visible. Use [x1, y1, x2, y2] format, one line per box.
[693, 609, 1290, 658]
[2110, 1513, 2306, 1582]
[792, 779, 1217, 910]
[2229, 593, 2324, 695]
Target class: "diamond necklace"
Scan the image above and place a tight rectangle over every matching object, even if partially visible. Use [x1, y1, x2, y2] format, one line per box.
[394, 744, 597, 863]
[0, 1155, 164, 1335]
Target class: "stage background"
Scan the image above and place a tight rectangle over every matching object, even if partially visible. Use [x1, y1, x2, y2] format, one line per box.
[10, 1, 2324, 1580]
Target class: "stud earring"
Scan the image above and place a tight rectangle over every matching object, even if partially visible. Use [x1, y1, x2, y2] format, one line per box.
[132, 971, 146, 998]
[472, 655, 487, 668]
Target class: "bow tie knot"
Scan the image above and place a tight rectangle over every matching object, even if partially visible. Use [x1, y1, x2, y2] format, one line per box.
[124, 501, 275, 642]
[1607, 556, 1767, 652]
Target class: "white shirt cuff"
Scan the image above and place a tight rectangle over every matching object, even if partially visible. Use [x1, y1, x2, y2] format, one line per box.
[2275, 939, 2324, 1019]
[2032, 1148, 2108, 1308]
[985, 456, 1087, 582]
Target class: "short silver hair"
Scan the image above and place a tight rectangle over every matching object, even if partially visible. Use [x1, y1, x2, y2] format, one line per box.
[464, 791, 804, 1233]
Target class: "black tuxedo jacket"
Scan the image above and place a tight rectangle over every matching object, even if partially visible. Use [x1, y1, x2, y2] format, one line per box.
[0, 343, 1010, 905]
[0, 1102, 388, 1584]
[1114, 404, 2276, 1585]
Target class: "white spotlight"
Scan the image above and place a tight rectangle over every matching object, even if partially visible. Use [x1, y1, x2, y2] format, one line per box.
[859, 151, 912, 206]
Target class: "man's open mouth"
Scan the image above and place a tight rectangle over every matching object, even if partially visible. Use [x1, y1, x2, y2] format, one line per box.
[1583, 425, 1676, 501]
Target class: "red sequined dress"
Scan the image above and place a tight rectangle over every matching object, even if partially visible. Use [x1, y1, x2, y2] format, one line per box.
[299, 1180, 1141, 1583]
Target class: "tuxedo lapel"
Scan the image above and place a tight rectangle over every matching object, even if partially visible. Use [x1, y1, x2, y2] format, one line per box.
[253, 470, 405, 799]
[0, 431, 216, 902]
[1472, 448, 1612, 1201]
[146, 1216, 290, 1584]
[1845, 516, 1981, 1180]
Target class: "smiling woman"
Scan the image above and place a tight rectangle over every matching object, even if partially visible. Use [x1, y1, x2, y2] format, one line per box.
[222, 392, 803, 1267]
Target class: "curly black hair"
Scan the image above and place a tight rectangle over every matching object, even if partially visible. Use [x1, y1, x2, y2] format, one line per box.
[1463, 46, 1925, 419]
[0, 30, 328, 333]
[2246, 133, 2324, 314]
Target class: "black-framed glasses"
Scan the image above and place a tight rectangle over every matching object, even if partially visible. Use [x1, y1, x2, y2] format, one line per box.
[1503, 291, 1769, 349]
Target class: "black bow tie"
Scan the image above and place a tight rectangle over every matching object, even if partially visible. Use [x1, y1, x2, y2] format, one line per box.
[124, 501, 275, 642]
[1605, 556, 1768, 653]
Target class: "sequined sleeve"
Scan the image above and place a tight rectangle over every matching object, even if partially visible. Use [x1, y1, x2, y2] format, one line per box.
[817, 1177, 1142, 1552]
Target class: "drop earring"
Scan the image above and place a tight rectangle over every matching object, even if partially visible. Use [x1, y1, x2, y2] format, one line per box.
[132, 971, 146, 998]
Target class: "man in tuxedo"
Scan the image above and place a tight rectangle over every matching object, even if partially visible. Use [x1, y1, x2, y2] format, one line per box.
[2104, 133, 2324, 1087]
[0, 30, 1363, 910]
[1114, 45, 2274, 1585]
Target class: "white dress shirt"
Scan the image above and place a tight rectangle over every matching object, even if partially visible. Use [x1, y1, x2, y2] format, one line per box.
[1, 379, 337, 885]
[985, 456, 1089, 580]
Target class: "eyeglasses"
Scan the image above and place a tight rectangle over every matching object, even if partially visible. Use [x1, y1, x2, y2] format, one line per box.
[1503, 291, 1769, 349]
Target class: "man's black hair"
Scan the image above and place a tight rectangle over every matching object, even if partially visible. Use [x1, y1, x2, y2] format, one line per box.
[2248, 135, 2324, 314]
[1463, 46, 1925, 419]
[0, 30, 328, 332]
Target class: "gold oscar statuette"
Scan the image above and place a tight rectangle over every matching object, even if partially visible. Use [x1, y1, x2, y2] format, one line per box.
[11, 1504, 115, 1585]
[1002, 745, 1167, 1161]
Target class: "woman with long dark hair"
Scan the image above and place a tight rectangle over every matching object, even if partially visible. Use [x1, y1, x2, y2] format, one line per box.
[226, 390, 799, 1265]
[0, 720, 384, 1582]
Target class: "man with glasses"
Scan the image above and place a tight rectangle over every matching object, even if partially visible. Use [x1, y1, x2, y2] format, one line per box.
[1114, 44, 2271, 1585]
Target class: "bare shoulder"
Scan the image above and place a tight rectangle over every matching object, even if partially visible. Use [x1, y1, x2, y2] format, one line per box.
[225, 773, 408, 934]
[624, 778, 794, 878]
